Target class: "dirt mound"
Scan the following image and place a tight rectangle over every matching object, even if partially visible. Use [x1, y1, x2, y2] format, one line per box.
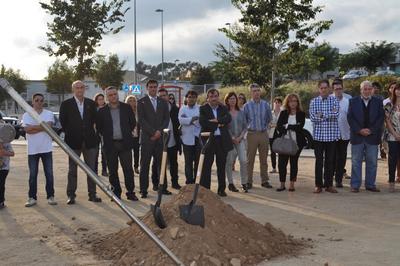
[92, 185, 304, 265]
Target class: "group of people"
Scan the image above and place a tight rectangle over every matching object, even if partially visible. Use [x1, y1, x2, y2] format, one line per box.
[0, 77, 399, 209]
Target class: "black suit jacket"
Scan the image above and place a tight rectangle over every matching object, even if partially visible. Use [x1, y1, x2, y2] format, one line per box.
[274, 110, 307, 149]
[170, 103, 181, 150]
[59, 97, 98, 149]
[137, 95, 170, 144]
[96, 102, 136, 152]
[199, 103, 233, 153]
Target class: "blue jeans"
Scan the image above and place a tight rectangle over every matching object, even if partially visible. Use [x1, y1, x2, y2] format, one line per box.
[351, 142, 378, 189]
[28, 152, 55, 199]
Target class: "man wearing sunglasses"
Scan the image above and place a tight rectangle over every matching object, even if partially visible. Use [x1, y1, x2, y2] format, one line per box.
[22, 93, 57, 207]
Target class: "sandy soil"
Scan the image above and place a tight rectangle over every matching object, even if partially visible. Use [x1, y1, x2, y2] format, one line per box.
[1, 144, 400, 266]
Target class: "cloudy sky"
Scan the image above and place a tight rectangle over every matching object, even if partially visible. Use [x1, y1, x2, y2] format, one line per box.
[0, 0, 399, 80]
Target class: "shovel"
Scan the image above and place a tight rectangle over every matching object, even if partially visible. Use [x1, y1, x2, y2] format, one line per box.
[151, 128, 170, 229]
[179, 132, 213, 227]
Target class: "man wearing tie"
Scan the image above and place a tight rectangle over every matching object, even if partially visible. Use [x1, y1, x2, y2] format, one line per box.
[137, 80, 170, 198]
[59, 80, 101, 204]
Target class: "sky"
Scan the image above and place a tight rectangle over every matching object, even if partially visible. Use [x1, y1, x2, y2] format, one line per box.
[0, 0, 399, 80]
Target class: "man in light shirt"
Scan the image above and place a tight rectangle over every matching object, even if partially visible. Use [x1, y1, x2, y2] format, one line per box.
[23, 93, 57, 207]
[332, 79, 350, 188]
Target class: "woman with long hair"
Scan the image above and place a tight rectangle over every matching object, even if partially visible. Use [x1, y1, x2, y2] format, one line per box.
[384, 82, 400, 192]
[274, 93, 306, 192]
[125, 95, 140, 174]
[269, 97, 283, 174]
[224, 92, 248, 192]
[94, 93, 108, 176]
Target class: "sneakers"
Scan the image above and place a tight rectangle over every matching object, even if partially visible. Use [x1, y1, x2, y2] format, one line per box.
[25, 198, 37, 207]
[48, 197, 58, 205]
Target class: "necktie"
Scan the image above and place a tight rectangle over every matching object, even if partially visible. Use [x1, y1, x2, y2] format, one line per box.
[151, 98, 157, 111]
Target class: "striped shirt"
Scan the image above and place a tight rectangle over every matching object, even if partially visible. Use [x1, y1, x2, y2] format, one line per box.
[244, 99, 272, 132]
[309, 95, 340, 142]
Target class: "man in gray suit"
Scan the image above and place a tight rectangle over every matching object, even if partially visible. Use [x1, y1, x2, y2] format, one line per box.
[137, 79, 170, 198]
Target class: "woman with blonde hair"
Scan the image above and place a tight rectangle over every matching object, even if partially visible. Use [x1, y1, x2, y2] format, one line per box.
[125, 95, 140, 174]
[274, 93, 307, 192]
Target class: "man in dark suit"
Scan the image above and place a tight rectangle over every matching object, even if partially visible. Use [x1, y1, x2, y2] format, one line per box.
[59, 80, 101, 204]
[151, 88, 182, 190]
[96, 86, 138, 201]
[137, 80, 170, 198]
[347, 80, 384, 193]
[199, 88, 233, 197]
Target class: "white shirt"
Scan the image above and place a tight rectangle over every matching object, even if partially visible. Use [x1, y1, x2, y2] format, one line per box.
[167, 104, 176, 148]
[211, 105, 221, 136]
[383, 97, 391, 106]
[22, 109, 55, 155]
[286, 114, 297, 142]
[337, 96, 350, 140]
[178, 104, 201, 145]
[74, 96, 84, 119]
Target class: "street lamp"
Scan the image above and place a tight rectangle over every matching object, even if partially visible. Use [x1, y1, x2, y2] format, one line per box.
[155, 9, 164, 84]
[133, 0, 137, 84]
[174, 59, 180, 80]
[225, 22, 232, 58]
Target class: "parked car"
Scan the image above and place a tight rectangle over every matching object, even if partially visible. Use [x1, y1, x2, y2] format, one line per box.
[303, 118, 313, 149]
[0, 111, 22, 139]
[342, 69, 368, 80]
[374, 70, 396, 76]
[18, 112, 64, 140]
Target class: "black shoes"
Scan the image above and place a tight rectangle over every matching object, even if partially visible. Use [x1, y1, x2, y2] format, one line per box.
[242, 184, 248, 193]
[276, 187, 286, 192]
[140, 192, 148, 198]
[134, 167, 140, 174]
[172, 183, 182, 190]
[88, 196, 102, 202]
[162, 189, 172, 195]
[127, 193, 139, 201]
[247, 183, 253, 189]
[217, 191, 227, 197]
[228, 184, 239, 192]
[261, 181, 273, 188]
[67, 197, 75, 205]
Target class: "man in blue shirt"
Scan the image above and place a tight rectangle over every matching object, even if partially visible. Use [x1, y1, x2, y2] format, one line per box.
[244, 83, 273, 189]
[309, 80, 340, 193]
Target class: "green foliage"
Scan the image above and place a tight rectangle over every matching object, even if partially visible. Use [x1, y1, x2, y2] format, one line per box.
[45, 60, 74, 102]
[343, 75, 400, 97]
[312, 42, 339, 73]
[191, 66, 214, 85]
[136, 60, 202, 81]
[339, 41, 396, 73]
[40, 0, 130, 79]
[93, 54, 126, 89]
[0, 65, 26, 103]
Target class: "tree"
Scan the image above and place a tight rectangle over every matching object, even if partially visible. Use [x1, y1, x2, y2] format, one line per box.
[45, 60, 74, 104]
[191, 66, 214, 85]
[0, 65, 26, 104]
[356, 41, 396, 72]
[93, 54, 126, 89]
[338, 52, 363, 73]
[40, 0, 130, 79]
[311, 42, 339, 73]
[219, 0, 332, 99]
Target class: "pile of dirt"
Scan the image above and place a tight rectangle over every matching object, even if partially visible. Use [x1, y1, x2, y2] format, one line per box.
[92, 185, 305, 265]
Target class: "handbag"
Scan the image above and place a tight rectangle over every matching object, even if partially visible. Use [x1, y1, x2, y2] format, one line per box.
[272, 131, 298, 156]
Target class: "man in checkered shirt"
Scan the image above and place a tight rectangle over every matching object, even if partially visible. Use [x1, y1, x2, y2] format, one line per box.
[309, 80, 340, 194]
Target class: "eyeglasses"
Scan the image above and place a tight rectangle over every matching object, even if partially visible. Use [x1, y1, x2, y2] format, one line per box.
[34, 99, 44, 103]
[169, 97, 174, 100]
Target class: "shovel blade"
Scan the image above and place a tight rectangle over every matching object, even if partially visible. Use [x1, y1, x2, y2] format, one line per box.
[151, 204, 167, 229]
[179, 204, 205, 227]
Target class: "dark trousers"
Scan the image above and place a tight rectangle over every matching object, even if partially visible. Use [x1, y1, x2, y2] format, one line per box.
[67, 145, 98, 198]
[28, 152, 55, 200]
[200, 136, 227, 192]
[269, 138, 277, 170]
[106, 141, 135, 198]
[333, 139, 349, 184]
[278, 148, 303, 182]
[95, 142, 107, 175]
[388, 141, 400, 183]
[0, 170, 9, 203]
[151, 145, 179, 187]
[139, 140, 162, 193]
[314, 141, 336, 188]
[182, 138, 202, 184]
[133, 137, 140, 169]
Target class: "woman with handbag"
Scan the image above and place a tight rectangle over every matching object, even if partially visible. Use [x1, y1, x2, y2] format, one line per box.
[273, 93, 306, 192]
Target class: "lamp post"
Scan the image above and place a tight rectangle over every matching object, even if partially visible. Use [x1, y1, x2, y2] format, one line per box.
[174, 59, 179, 80]
[225, 22, 232, 58]
[133, 0, 137, 84]
[155, 9, 164, 84]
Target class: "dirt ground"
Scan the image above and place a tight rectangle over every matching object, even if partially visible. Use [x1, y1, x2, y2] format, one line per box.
[1, 143, 400, 266]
